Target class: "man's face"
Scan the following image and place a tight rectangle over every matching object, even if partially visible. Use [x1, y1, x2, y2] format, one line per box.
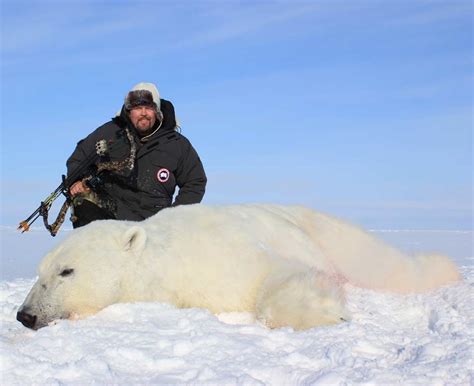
[129, 106, 157, 134]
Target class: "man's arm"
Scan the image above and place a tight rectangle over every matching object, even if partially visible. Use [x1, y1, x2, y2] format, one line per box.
[66, 126, 108, 195]
[173, 139, 207, 206]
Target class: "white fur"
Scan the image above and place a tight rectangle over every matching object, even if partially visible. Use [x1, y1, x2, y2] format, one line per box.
[18, 204, 461, 330]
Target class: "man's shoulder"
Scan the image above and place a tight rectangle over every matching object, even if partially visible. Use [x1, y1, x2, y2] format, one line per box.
[144, 130, 193, 155]
[90, 119, 123, 137]
[154, 129, 188, 144]
[99, 117, 124, 131]
[172, 130, 194, 144]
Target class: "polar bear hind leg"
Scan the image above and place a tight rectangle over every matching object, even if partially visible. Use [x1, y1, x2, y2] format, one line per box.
[255, 269, 349, 330]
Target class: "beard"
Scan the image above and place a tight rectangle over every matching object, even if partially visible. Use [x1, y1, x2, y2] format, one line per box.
[134, 116, 156, 134]
[129, 108, 158, 137]
[137, 117, 152, 129]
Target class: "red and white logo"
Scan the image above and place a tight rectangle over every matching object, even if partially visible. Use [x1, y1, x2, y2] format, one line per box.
[157, 168, 170, 183]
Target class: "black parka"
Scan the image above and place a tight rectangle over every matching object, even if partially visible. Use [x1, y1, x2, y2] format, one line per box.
[66, 99, 207, 221]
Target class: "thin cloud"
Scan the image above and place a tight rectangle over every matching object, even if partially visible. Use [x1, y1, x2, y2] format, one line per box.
[175, 3, 324, 47]
[171, 1, 388, 49]
[385, 1, 472, 26]
[1, 2, 161, 56]
[1, 2, 326, 69]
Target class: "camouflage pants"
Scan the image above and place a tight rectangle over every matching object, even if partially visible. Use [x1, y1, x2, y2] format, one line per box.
[70, 191, 116, 228]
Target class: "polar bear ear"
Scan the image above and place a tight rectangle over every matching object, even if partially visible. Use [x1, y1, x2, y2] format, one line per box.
[122, 226, 147, 256]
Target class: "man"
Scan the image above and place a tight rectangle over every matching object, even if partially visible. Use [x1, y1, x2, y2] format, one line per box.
[67, 82, 207, 227]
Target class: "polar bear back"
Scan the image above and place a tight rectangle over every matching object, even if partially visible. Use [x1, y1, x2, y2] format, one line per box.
[135, 204, 332, 312]
[143, 204, 459, 294]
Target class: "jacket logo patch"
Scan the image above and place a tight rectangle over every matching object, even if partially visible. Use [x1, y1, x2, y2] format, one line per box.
[157, 168, 170, 183]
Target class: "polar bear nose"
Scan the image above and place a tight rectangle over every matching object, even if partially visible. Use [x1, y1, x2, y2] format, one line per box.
[17, 310, 37, 329]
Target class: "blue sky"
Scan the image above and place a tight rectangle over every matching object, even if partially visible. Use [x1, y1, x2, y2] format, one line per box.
[1, 0, 472, 229]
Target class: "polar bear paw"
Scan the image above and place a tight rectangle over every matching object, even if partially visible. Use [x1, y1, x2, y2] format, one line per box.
[255, 270, 349, 330]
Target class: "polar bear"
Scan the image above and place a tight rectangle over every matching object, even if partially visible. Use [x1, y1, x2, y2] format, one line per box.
[17, 204, 460, 330]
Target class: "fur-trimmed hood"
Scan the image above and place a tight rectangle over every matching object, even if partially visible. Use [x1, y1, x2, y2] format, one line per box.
[116, 82, 161, 117]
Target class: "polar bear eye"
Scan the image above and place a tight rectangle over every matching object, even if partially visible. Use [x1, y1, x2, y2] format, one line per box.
[60, 268, 74, 277]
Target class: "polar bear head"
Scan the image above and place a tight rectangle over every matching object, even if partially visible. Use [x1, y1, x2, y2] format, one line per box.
[17, 221, 147, 330]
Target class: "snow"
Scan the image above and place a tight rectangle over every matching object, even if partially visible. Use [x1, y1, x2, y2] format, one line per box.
[1, 227, 473, 385]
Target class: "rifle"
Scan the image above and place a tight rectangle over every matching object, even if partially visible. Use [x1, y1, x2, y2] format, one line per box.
[18, 139, 109, 236]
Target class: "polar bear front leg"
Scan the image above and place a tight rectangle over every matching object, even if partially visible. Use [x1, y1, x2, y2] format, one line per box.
[255, 269, 349, 330]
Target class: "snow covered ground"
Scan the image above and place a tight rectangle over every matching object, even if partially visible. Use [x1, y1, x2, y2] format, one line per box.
[1, 227, 473, 385]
